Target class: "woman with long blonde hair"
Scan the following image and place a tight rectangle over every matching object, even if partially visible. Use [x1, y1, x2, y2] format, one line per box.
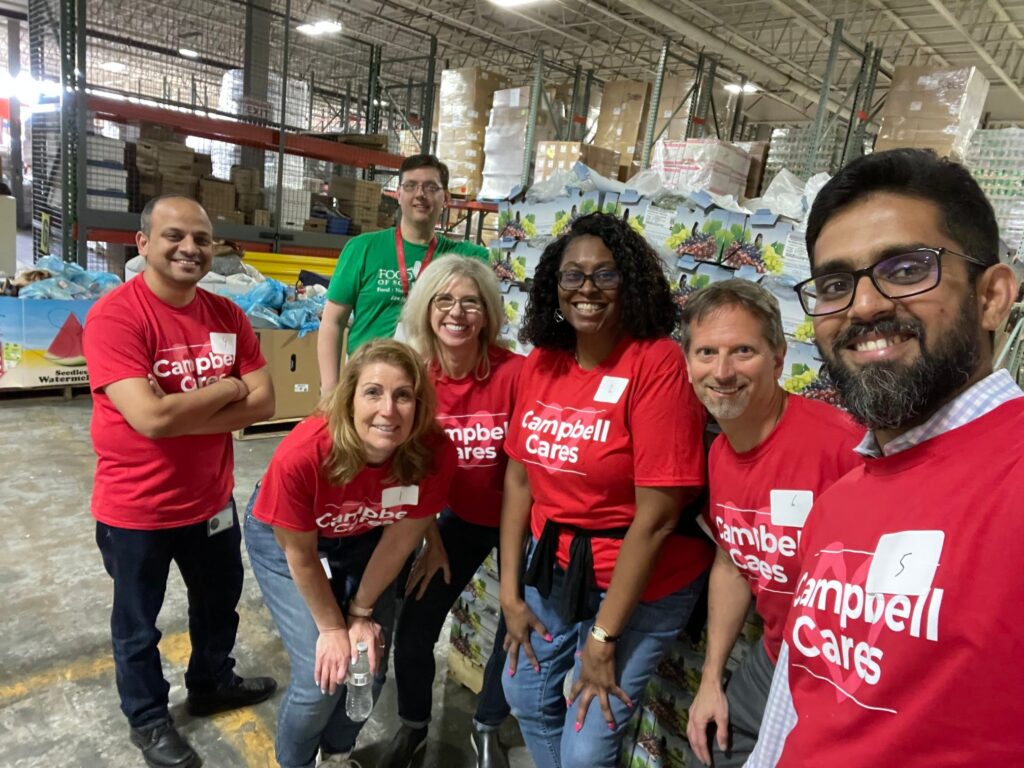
[244, 339, 457, 768]
[380, 256, 523, 768]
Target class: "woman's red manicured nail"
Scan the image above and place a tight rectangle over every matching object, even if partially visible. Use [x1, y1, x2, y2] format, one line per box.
[575, 722, 582, 733]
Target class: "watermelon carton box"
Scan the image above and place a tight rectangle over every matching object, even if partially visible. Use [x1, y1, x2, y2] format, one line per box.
[0, 297, 95, 390]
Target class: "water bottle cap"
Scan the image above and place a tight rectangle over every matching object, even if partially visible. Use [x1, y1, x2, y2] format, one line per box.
[356, 640, 369, 652]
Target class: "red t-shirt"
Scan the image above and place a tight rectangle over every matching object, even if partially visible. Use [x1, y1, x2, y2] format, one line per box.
[706, 394, 863, 662]
[506, 336, 713, 601]
[433, 345, 523, 528]
[84, 277, 265, 529]
[778, 398, 1024, 767]
[252, 416, 458, 537]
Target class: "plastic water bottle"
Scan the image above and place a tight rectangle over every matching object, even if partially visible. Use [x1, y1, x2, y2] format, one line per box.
[344, 641, 373, 722]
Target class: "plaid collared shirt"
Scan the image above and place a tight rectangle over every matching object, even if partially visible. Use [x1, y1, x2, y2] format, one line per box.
[745, 369, 1024, 767]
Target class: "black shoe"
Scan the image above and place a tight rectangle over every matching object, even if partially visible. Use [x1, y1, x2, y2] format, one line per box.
[129, 720, 202, 768]
[186, 675, 278, 717]
[378, 724, 428, 768]
[470, 728, 509, 768]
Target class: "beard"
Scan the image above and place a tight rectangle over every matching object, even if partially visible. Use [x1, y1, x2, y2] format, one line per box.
[819, 299, 980, 431]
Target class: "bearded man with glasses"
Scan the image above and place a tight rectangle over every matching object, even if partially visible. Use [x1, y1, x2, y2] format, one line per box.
[318, 154, 489, 393]
[747, 148, 1023, 767]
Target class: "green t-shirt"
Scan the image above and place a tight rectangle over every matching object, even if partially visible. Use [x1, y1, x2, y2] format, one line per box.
[326, 227, 490, 352]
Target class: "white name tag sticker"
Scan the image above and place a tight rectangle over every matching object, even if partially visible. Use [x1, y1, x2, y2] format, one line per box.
[209, 332, 237, 356]
[320, 556, 333, 580]
[381, 485, 420, 508]
[593, 376, 629, 404]
[770, 490, 814, 528]
[207, 503, 234, 536]
[866, 530, 945, 596]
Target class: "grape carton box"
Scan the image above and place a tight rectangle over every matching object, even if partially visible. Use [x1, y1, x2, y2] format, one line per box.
[667, 190, 749, 267]
[0, 297, 95, 390]
[497, 188, 601, 242]
[601, 190, 682, 269]
[745, 208, 796, 277]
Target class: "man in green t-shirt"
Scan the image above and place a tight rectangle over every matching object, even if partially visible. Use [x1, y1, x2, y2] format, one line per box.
[317, 154, 490, 391]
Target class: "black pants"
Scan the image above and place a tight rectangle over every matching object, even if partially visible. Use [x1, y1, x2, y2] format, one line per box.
[393, 509, 510, 728]
[96, 501, 243, 728]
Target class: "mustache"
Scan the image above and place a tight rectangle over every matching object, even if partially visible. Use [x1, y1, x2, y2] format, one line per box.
[830, 318, 923, 354]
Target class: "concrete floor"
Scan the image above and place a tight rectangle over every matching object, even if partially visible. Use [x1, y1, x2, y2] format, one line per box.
[0, 395, 530, 768]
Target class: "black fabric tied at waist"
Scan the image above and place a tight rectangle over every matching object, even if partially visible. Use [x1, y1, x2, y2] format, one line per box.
[523, 519, 628, 624]
[522, 487, 708, 625]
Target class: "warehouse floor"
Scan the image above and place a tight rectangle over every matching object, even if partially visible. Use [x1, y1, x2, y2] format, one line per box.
[0, 395, 530, 768]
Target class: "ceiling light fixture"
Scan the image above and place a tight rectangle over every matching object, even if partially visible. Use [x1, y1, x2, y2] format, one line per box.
[179, 48, 200, 59]
[100, 61, 127, 73]
[297, 20, 343, 36]
[725, 82, 760, 94]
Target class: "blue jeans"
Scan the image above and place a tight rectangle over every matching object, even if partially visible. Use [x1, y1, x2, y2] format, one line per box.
[393, 509, 510, 729]
[95, 503, 244, 728]
[244, 498, 397, 768]
[503, 544, 707, 768]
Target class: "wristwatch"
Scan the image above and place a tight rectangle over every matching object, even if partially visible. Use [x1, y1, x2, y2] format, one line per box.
[590, 624, 620, 643]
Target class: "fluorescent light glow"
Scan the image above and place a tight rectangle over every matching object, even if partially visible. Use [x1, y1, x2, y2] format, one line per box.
[297, 20, 342, 36]
[486, 0, 545, 6]
[725, 82, 760, 94]
[100, 61, 127, 73]
[179, 48, 200, 59]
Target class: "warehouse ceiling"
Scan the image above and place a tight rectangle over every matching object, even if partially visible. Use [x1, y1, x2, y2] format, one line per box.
[25, 0, 1024, 129]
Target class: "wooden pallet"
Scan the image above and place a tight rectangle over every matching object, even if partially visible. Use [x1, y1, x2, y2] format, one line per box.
[232, 417, 302, 441]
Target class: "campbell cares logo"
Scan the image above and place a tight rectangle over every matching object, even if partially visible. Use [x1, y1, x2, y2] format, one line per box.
[789, 531, 946, 714]
[153, 341, 234, 392]
[315, 499, 409, 535]
[713, 502, 801, 590]
[439, 410, 508, 468]
[519, 400, 612, 473]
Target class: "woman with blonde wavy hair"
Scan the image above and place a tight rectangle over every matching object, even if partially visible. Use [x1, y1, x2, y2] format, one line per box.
[379, 256, 523, 768]
[244, 339, 458, 768]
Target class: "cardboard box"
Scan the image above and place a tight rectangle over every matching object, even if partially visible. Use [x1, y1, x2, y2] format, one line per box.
[253, 209, 272, 227]
[160, 172, 196, 197]
[231, 166, 262, 193]
[236, 192, 264, 213]
[255, 329, 321, 420]
[533, 141, 620, 183]
[304, 218, 326, 232]
[594, 79, 652, 176]
[436, 67, 507, 197]
[0, 297, 94, 390]
[198, 177, 237, 214]
[653, 75, 695, 142]
[212, 211, 245, 225]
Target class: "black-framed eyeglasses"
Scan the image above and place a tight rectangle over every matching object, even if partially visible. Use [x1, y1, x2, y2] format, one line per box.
[557, 269, 622, 291]
[431, 293, 484, 313]
[400, 181, 443, 194]
[793, 247, 989, 317]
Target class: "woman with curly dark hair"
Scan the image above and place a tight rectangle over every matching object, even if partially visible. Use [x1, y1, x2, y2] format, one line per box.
[499, 213, 713, 767]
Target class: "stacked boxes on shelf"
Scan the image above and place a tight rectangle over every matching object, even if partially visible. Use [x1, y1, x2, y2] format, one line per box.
[231, 166, 265, 225]
[534, 142, 621, 184]
[264, 186, 312, 230]
[85, 135, 130, 212]
[479, 86, 554, 201]
[650, 139, 752, 199]
[437, 67, 506, 198]
[874, 64, 989, 161]
[448, 549, 501, 693]
[329, 176, 382, 234]
[197, 177, 240, 223]
[734, 140, 771, 198]
[594, 79, 652, 180]
[135, 137, 198, 199]
[966, 127, 1024, 253]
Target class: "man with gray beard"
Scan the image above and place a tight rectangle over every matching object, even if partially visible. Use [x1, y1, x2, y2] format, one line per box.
[746, 149, 1023, 767]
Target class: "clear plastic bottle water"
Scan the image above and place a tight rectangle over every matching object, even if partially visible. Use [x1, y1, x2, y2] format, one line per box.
[344, 641, 373, 722]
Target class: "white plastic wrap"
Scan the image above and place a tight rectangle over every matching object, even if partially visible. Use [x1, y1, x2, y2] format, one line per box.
[651, 139, 751, 198]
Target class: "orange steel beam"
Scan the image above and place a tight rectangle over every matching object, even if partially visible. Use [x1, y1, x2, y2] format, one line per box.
[88, 95, 405, 169]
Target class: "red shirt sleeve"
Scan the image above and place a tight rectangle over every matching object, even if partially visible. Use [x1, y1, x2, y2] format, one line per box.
[83, 303, 152, 391]
[252, 427, 321, 531]
[631, 341, 706, 487]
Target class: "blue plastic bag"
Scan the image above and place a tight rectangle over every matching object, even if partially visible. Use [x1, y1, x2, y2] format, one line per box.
[234, 278, 289, 313]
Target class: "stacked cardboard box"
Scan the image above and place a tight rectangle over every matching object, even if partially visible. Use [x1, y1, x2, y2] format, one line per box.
[874, 64, 989, 160]
[229, 166, 264, 225]
[651, 139, 752, 199]
[534, 141, 620, 183]
[264, 187, 312, 230]
[399, 129, 422, 158]
[735, 140, 771, 199]
[135, 139, 198, 199]
[652, 75, 695, 142]
[437, 67, 506, 197]
[329, 177, 382, 233]
[594, 79, 652, 179]
[198, 178, 237, 218]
